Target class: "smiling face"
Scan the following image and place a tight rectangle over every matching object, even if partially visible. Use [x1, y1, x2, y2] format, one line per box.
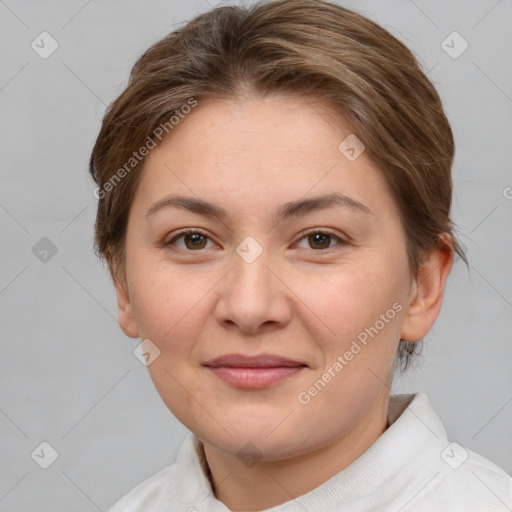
[113, 94, 449, 462]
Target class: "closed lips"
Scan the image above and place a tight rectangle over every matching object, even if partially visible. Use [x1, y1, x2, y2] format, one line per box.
[203, 354, 308, 368]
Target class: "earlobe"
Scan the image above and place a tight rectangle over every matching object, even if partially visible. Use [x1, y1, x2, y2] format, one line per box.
[400, 235, 454, 342]
[113, 275, 140, 339]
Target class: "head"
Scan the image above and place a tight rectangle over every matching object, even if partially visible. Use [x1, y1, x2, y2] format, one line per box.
[90, 0, 467, 460]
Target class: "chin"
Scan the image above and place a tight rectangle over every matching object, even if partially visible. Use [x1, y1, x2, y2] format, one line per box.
[197, 419, 314, 461]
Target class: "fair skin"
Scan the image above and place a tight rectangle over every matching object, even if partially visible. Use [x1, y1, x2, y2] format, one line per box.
[112, 94, 453, 511]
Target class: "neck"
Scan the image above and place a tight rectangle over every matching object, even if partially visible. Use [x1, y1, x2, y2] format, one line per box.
[201, 392, 390, 511]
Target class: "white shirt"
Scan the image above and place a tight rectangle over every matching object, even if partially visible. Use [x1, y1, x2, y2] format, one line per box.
[107, 392, 512, 511]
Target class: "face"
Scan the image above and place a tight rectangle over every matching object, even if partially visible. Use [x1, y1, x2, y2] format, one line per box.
[114, 94, 448, 461]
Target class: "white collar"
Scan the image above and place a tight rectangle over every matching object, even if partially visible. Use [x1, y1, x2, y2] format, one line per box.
[161, 392, 449, 511]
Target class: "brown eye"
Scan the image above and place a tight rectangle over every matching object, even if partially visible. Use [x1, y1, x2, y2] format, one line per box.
[183, 233, 208, 250]
[295, 230, 347, 251]
[308, 232, 332, 250]
[165, 230, 213, 251]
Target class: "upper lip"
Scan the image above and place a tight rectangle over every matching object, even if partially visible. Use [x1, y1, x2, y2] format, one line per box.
[203, 353, 307, 368]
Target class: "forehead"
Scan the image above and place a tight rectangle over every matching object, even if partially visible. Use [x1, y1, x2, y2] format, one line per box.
[135, 96, 398, 221]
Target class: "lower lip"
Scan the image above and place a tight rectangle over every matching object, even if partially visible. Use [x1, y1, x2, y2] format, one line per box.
[206, 366, 306, 388]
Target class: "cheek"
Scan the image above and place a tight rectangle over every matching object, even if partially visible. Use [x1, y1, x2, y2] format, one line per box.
[291, 265, 403, 431]
[126, 261, 215, 421]
[294, 262, 403, 349]
[128, 259, 216, 347]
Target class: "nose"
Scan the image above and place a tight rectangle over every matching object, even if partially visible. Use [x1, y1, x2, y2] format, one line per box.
[214, 243, 292, 335]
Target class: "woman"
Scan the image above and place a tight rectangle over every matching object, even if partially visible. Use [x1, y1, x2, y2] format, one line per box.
[89, 0, 512, 510]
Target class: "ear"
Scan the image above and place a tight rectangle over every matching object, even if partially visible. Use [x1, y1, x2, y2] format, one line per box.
[400, 233, 454, 342]
[108, 258, 140, 339]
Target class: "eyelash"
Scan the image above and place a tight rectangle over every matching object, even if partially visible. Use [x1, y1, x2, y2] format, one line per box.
[164, 228, 348, 253]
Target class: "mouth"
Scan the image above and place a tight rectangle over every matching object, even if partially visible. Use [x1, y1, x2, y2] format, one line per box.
[202, 353, 308, 389]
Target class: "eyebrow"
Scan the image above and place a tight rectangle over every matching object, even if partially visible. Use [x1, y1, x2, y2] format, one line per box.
[145, 192, 373, 224]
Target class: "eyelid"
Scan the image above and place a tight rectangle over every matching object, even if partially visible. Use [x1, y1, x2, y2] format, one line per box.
[292, 227, 348, 250]
[163, 228, 219, 249]
[294, 227, 345, 241]
[164, 227, 348, 252]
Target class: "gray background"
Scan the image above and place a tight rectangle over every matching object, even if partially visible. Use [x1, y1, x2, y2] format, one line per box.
[0, 0, 511, 510]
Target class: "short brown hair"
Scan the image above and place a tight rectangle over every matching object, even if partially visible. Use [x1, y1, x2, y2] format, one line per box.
[89, 0, 468, 372]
